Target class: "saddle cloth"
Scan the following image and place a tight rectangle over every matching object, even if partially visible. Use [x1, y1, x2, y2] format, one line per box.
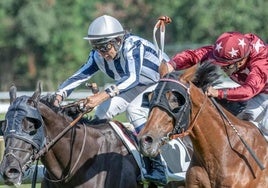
[109, 121, 191, 183]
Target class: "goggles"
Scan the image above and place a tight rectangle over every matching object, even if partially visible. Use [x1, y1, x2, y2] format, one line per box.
[93, 42, 113, 53]
[221, 57, 245, 71]
[222, 62, 237, 70]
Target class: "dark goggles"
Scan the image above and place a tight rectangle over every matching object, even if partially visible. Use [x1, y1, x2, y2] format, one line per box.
[221, 59, 242, 71]
[93, 42, 113, 53]
[222, 63, 236, 70]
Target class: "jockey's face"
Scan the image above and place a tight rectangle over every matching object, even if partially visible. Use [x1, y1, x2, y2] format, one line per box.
[221, 57, 247, 76]
[92, 42, 117, 61]
[222, 62, 239, 76]
[98, 45, 117, 61]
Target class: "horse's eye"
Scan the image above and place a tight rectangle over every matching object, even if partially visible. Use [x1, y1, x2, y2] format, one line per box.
[166, 91, 186, 112]
[22, 118, 38, 135]
[173, 92, 186, 106]
[0, 120, 6, 135]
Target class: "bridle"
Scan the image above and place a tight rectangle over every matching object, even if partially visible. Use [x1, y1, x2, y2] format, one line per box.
[3, 96, 45, 174]
[3, 96, 88, 183]
[34, 102, 89, 183]
[149, 76, 208, 143]
[151, 76, 265, 170]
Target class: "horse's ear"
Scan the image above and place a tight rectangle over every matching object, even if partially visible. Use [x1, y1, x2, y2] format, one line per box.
[31, 81, 42, 102]
[141, 92, 153, 108]
[9, 84, 17, 104]
[180, 64, 198, 83]
[0, 120, 6, 135]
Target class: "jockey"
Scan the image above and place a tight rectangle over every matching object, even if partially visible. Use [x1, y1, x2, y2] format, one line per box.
[160, 31, 268, 139]
[53, 15, 169, 186]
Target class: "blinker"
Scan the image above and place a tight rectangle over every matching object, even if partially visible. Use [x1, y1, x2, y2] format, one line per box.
[149, 72, 191, 132]
[4, 96, 45, 150]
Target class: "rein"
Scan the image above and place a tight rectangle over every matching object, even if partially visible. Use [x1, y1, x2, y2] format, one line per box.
[29, 103, 92, 183]
[33, 110, 88, 160]
[153, 16, 171, 61]
[42, 122, 87, 183]
[210, 97, 265, 170]
[167, 95, 208, 140]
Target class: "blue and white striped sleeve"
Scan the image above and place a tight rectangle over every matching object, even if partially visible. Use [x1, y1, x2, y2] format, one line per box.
[56, 52, 99, 99]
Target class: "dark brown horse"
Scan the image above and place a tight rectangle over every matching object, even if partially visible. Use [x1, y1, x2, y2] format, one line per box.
[138, 63, 268, 187]
[0, 83, 185, 188]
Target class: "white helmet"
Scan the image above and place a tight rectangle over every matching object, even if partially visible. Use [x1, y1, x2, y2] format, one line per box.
[83, 15, 125, 45]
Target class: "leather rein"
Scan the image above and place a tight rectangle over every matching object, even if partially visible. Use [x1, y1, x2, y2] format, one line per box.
[30, 101, 92, 184]
[158, 78, 264, 170]
[158, 78, 208, 142]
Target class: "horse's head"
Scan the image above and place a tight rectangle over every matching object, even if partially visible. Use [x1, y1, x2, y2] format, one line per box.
[138, 62, 221, 157]
[0, 82, 45, 186]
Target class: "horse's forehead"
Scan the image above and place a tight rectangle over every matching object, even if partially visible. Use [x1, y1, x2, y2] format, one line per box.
[7, 96, 42, 123]
[4, 96, 45, 150]
[5, 96, 40, 133]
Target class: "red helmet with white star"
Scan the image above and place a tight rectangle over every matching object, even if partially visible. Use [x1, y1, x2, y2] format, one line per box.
[212, 32, 250, 66]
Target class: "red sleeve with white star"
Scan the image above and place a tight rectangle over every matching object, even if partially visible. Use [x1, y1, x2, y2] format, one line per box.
[168, 46, 214, 70]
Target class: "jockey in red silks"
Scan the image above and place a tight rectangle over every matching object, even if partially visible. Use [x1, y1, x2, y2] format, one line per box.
[160, 31, 268, 139]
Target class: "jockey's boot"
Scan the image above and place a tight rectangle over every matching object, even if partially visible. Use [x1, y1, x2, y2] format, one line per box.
[143, 154, 167, 186]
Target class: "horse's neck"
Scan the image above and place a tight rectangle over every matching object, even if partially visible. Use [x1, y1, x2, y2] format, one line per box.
[39, 104, 128, 179]
[189, 88, 229, 156]
[189, 87, 255, 161]
[39, 104, 66, 134]
[38, 103, 82, 177]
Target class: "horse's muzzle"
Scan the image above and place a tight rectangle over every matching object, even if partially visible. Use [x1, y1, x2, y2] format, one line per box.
[138, 134, 161, 157]
[0, 156, 23, 186]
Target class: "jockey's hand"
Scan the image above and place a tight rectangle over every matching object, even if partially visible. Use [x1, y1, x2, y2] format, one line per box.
[159, 62, 174, 78]
[82, 91, 110, 111]
[205, 86, 218, 98]
[52, 94, 62, 107]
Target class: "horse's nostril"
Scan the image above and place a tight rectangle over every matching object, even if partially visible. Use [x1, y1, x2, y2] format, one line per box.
[144, 136, 153, 144]
[8, 168, 19, 174]
[5, 168, 20, 179]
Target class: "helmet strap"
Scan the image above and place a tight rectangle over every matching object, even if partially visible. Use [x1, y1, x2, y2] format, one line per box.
[234, 62, 239, 72]
[111, 37, 123, 59]
[236, 56, 248, 71]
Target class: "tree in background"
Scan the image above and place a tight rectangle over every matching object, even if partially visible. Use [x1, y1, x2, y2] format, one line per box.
[0, 0, 267, 91]
[0, 1, 57, 90]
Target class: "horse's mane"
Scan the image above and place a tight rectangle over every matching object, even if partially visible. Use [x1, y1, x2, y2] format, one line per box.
[39, 94, 81, 122]
[190, 62, 247, 116]
[192, 61, 222, 91]
[39, 94, 112, 125]
[40, 94, 61, 112]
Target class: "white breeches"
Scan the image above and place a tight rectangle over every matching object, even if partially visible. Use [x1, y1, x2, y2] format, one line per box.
[94, 84, 157, 130]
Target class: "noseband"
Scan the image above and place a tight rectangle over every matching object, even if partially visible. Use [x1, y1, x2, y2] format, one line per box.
[2, 94, 90, 184]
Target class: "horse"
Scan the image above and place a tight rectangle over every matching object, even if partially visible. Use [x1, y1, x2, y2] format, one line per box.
[0, 83, 185, 188]
[138, 62, 268, 187]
